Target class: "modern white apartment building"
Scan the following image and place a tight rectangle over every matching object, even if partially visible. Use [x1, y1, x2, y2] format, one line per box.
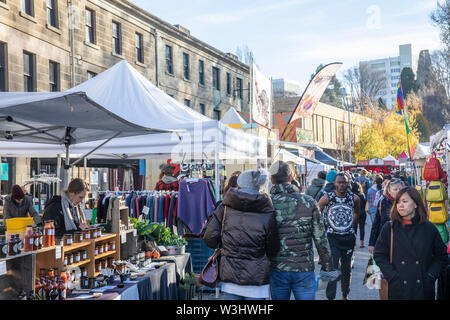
[360, 44, 419, 109]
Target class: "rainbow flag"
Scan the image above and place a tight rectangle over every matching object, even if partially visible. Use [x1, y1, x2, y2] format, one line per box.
[395, 80, 405, 115]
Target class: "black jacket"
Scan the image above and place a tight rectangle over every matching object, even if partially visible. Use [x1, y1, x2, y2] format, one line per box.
[43, 195, 80, 237]
[203, 189, 279, 286]
[373, 214, 448, 300]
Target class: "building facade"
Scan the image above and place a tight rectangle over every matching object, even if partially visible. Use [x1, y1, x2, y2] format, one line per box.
[272, 78, 301, 98]
[0, 0, 251, 187]
[359, 44, 418, 109]
[270, 98, 372, 161]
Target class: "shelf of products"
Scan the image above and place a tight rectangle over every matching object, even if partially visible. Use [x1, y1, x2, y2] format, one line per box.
[68, 259, 91, 269]
[94, 250, 116, 260]
[61, 241, 91, 253]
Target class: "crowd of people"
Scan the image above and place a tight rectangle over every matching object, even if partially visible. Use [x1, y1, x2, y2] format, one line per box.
[203, 163, 449, 300]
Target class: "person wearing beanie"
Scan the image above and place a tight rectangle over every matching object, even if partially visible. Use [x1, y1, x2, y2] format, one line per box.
[155, 163, 179, 191]
[269, 161, 338, 300]
[204, 169, 279, 300]
[316, 170, 337, 200]
[3, 184, 41, 226]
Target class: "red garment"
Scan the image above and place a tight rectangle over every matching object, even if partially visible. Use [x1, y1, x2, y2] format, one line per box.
[155, 180, 179, 191]
[400, 217, 413, 226]
[135, 196, 141, 217]
[163, 194, 170, 226]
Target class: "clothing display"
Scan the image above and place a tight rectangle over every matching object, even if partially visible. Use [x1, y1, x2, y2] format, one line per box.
[177, 179, 216, 235]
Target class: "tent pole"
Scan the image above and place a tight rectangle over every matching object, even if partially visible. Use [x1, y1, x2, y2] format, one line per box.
[70, 132, 121, 167]
[56, 155, 61, 195]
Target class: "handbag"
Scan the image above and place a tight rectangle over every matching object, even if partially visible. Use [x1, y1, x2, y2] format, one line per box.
[199, 206, 227, 288]
[379, 221, 393, 300]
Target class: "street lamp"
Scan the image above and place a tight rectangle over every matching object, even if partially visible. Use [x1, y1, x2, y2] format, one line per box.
[341, 88, 352, 163]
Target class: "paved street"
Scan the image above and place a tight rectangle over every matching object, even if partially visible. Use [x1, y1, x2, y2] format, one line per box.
[196, 218, 380, 300]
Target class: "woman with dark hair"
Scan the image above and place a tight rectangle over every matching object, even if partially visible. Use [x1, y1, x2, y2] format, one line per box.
[373, 187, 448, 300]
[3, 185, 41, 226]
[351, 182, 367, 248]
[223, 175, 239, 196]
[155, 163, 179, 191]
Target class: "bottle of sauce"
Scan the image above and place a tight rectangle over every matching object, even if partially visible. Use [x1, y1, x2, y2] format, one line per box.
[24, 225, 34, 252]
[49, 220, 55, 246]
[45, 279, 53, 300]
[32, 228, 38, 251]
[0, 235, 7, 259]
[35, 279, 43, 300]
[50, 281, 59, 300]
[8, 235, 16, 256]
[58, 280, 66, 300]
[36, 227, 43, 250]
[43, 221, 51, 247]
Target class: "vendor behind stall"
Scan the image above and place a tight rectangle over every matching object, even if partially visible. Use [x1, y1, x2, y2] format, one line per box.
[155, 163, 179, 191]
[3, 185, 42, 226]
[43, 178, 89, 237]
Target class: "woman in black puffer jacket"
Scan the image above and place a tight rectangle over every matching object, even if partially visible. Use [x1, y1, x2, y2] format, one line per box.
[203, 169, 279, 300]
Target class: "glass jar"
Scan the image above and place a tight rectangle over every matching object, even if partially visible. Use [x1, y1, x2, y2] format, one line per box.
[63, 234, 73, 246]
[24, 225, 34, 252]
[107, 257, 115, 268]
[92, 228, 98, 239]
[74, 231, 83, 243]
[96, 227, 102, 238]
[55, 237, 64, 247]
[63, 255, 68, 267]
[43, 221, 52, 247]
[81, 276, 89, 289]
[82, 230, 90, 241]
[98, 244, 104, 255]
[110, 241, 116, 251]
[104, 242, 109, 252]
[74, 251, 81, 263]
[66, 253, 73, 265]
[80, 250, 87, 261]
[100, 259, 106, 270]
[95, 260, 102, 273]
[0, 236, 7, 259]
[94, 246, 98, 256]
[80, 267, 87, 278]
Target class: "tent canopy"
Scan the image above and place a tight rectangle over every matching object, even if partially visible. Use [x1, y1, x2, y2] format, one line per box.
[220, 107, 247, 125]
[397, 151, 409, 160]
[413, 143, 430, 161]
[0, 60, 210, 144]
[275, 149, 305, 165]
[314, 150, 341, 166]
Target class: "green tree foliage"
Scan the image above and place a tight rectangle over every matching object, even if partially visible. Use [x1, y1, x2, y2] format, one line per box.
[400, 67, 419, 99]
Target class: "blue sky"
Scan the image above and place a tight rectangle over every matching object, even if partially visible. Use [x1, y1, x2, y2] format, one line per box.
[129, 0, 443, 90]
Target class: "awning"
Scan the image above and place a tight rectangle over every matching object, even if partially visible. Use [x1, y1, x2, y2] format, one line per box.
[314, 150, 342, 166]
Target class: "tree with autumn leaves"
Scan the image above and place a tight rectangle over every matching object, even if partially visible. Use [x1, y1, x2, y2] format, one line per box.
[354, 92, 423, 161]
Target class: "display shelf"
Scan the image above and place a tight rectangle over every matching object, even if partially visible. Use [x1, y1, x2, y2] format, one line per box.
[67, 259, 91, 269]
[94, 250, 116, 260]
[62, 241, 91, 252]
[95, 234, 116, 243]
[0, 251, 33, 262]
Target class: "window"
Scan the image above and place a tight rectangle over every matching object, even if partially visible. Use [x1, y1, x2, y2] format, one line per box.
[46, 0, 58, 28]
[213, 108, 221, 120]
[23, 51, 35, 92]
[136, 33, 144, 63]
[183, 53, 189, 80]
[85, 9, 96, 44]
[226, 73, 231, 95]
[184, 99, 191, 107]
[212, 67, 220, 90]
[165, 45, 173, 74]
[199, 103, 205, 115]
[22, 0, 33, 16]
[236, 77, 243, 99]
[87, 71, 97, 79]
[198, 60, 204, 85]
[390, 61, 400, 66]
[391, 68, 400, 73]
[112, 21, 121, 55]
[0, 42, 7, 92]
[391, 75, 399, 80]
[371, 62, 385, 69]
[49, 61, 59, 92]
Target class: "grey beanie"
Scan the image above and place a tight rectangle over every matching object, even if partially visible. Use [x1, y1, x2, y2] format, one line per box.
[237, 169, 268, 191]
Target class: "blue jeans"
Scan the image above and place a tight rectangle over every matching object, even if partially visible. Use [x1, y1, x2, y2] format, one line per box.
[221, 292, 266, 300]
[270, 271, 316, 300]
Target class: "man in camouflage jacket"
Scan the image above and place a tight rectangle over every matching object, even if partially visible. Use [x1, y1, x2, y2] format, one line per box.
[269, 161, 334, 300]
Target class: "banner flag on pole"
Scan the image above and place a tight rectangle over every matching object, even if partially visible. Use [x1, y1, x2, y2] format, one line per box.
[252, 63, 272, 128]
[280, 62, 342, 142]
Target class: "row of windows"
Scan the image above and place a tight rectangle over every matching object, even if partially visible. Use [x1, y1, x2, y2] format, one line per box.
[10, 0, 59, 28]
[183, 99, 220, 119]
[391, 68, 400, 73]
[391, 75, 400, 80]
[0, 41, 99, 92]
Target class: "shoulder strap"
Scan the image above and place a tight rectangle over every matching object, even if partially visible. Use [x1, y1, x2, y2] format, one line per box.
[389, 221, 393, 264]
[221, 206, 227, 237]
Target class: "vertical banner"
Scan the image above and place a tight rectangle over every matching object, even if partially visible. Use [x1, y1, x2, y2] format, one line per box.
[281, 62, 342, 142]
[0, 163, 8, 180]
[252, 63, 272, 128]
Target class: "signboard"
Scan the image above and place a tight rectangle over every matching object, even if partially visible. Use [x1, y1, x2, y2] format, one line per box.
[357, 160, 370, 166]
[383, 160, 396, 166]
[296, 128, 314, 143]
[369, 158, 384, 165]
[1, 163, 8, 181]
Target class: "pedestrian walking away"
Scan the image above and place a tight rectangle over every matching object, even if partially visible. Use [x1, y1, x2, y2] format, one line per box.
[305, 171, 327, 202]
[366, 176, 383, 224]
[268, 161, 339, 300]
[368, 178, 404, 255]
[318, 173, 360, 300]
[351, 182, 367, 248]
[203, 169, 280, 300]
[373, 187, 448, 300]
